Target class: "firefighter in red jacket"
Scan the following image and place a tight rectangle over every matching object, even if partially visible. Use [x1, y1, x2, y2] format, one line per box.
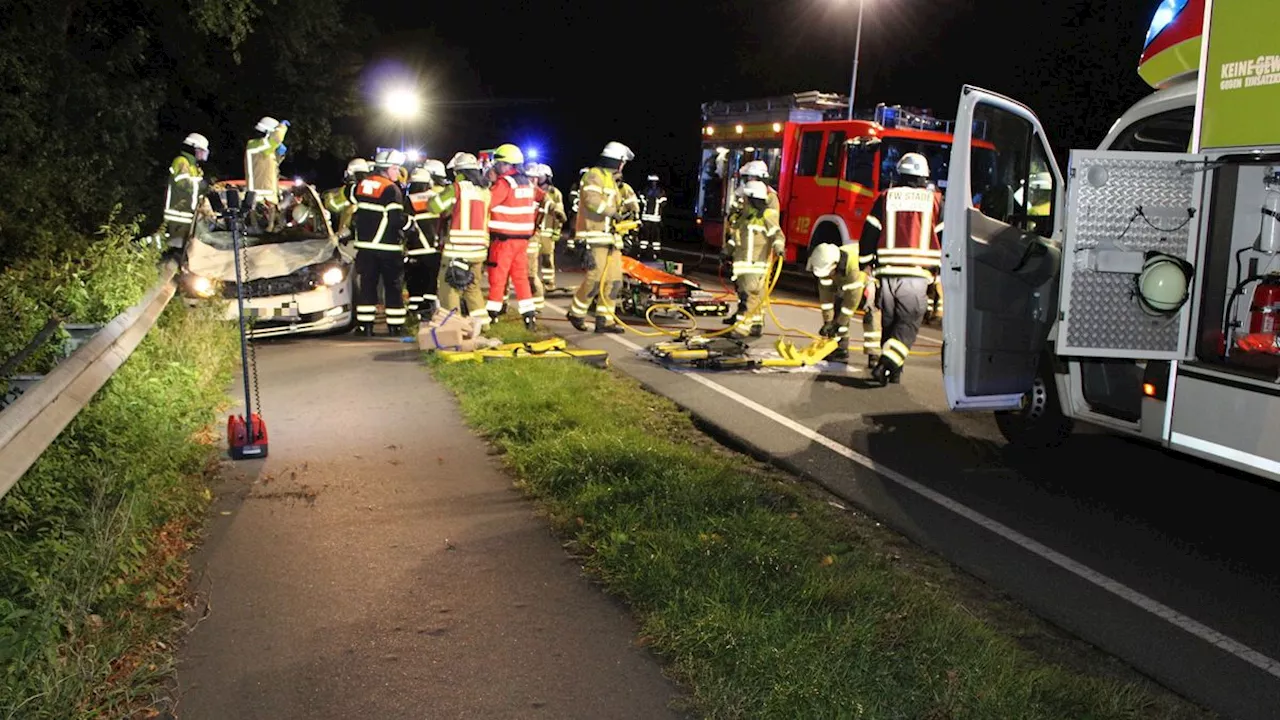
[352, 149, 408, 336]
[858, 153, 943, 385]
[484, 143, 540, 330]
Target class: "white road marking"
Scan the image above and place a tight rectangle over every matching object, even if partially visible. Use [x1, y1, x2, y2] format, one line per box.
[542, 299, 1280, 679]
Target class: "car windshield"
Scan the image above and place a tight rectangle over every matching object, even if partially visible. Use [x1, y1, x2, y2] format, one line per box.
[878, 138, 996, 191]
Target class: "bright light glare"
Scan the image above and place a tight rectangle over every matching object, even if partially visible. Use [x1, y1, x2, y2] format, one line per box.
[190, 276, 214, 297]
[526, 148, 539, 160]
[1143, 0, 1188, 47]
[383, 87, 421, 120]
[406, 149, 421, 161]
[321, 267, 344, 286]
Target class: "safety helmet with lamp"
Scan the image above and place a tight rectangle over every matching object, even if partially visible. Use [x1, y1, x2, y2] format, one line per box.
[1135, 252, 1192, 316]
[345, 158, 371, 178]
[806, 242, 841, 278]
[409, 167, 433, 184]
[255, 116, 280, 133]
[601, 141, 635, 162]
[896, 153, 930, 179]
[492, 143, 524, 165]
[423, 159, 448, 180]
[374, 149, 407, 167]
[447, 152, 481, 171]
[739, 160, 769, 179]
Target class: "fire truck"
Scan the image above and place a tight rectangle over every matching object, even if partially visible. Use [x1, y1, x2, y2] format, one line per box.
[938, 0, 1280, 483]
[694, 91, 996, 265]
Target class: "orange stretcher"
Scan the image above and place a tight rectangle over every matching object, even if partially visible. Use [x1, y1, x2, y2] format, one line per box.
[618, 255, 731, 319]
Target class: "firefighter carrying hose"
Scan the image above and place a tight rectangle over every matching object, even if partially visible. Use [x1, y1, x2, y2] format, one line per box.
[405, 160, 447, 318]
[721, 160, 782, 338]
[568, 141, 634, 334]
[639, 174, 666, 260]
[431, 152, 493, 328]
[534, 163, 566, 293]
[161, 132, 210, 254]
[323, 158, 369, 240]
[806, 242, 875, 364]
[858, 152, 944, 385]
[352, 149, 408, 336]
[484, 143, 539, 331]
[244, 116, 289, 232]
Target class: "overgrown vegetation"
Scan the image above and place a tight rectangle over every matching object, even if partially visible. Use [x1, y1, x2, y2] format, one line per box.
[429, 323, 1209, 720]
[0, 235, 238, 717]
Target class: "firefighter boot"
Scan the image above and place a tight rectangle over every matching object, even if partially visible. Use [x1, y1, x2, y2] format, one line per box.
[828, 347, 850, 362]
[749, 324, 764, 338]
[595, 316, 624, 334]
[869, 358, 891, 387]
[355, 323, 374, 337]
[568, 314, 590, 332]
[489, 310, 501, 323]
[722, 308, 742, 326]
[419, 300, 438, 323]
[523, 312, 538, 332]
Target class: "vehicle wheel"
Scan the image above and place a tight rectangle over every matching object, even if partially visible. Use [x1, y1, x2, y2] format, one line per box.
[993, 360, 1074, 449]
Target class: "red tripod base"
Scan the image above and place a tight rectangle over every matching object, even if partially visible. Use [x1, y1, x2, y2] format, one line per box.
[228, 413, 269, 460]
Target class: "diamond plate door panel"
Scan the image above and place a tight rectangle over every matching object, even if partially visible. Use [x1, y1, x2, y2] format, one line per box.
[1058, 150, 1205, 359]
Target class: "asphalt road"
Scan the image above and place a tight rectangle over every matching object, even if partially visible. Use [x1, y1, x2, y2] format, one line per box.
[539, 250, 1280, 720]
[176, 337, 686, 719]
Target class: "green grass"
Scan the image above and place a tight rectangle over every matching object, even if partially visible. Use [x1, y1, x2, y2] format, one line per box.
[0, 300, 238, 719]
[428, 335, 1212, 720]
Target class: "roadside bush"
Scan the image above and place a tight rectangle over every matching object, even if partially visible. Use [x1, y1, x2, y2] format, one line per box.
[0, 236, 237, 717]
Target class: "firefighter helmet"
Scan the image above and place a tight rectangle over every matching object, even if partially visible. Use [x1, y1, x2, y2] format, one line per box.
[896, 153, 930, 179]
[291, 203, 312, 227]
[524, 163, 546, 178]
[1136, 252, 1192, 316]
[541, 164, 554, 179]
[601, 142, 635, 162]
[409, 167, 433, 184]
[183, 133, 210, 151]
[741, 180, 769, 200]
[255, 116, 280, 133]
[374, 149, 407, 167]
[739, 160, 769, 179]
[447, 152, 481, 171]
[806, 242, 841, 278]
[345, 158, 371, 178]
[646, 174, 660, 183]
[492, 143, 524, 165]
[423, 159, 448, 180]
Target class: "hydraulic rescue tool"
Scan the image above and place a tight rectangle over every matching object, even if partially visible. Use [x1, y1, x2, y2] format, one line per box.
[648, 335, 840, 370]
[209, 188, 270, 460]
[437, 337, 610, 367]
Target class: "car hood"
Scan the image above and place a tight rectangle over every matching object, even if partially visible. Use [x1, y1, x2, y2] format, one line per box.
[185, 231, 347, 282]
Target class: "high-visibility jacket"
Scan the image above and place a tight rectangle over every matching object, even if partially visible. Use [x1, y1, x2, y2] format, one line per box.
[488, 171, 537, 239]
[818, 246, 868, 325]
[725, 187, 782, 277]
[858, 185, 944, 279]
[322, 183, 357, 235]
[244, 126, 287, 202]
[430, 179, 492, 262]
[353, 174, 405, 252]
[405, 183, 443, 256]
[164, 152, 203, 226]
[617, 182, 641, 222]
[537, 185, 567, 236]
[641, 187, 667, 223]
[573, 167, 621, 247]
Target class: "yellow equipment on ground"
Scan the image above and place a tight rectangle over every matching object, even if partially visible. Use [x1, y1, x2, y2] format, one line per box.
[647, 335, 840, 371]
[438, 337, 610, 367]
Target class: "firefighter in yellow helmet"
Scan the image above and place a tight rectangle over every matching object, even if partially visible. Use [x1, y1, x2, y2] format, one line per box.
[722, 160, 782, 338]
[244, 116, 289, 232]
[568, 142, 634, 333]
[806, 242, 876, 363]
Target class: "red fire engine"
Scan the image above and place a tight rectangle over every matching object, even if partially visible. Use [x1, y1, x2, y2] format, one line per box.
[695, 91, 996, 264]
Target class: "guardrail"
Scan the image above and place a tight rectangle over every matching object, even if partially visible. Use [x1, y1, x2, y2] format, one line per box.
[0, 263, 177, 499]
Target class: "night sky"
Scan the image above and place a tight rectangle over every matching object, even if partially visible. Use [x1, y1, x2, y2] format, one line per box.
[331, 0, 1160, 201]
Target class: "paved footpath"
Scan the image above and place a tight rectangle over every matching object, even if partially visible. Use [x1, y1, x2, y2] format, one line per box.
[176, 335, 686, 719]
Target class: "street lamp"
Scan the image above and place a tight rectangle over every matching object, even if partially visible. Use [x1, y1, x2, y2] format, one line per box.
[845, 0, 867, 121]
[382, 86, 421, 151]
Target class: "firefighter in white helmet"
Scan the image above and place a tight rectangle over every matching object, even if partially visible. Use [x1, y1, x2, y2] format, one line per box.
[568, 141, 634, 333]
[533, 163, 566, 293]
[430, 152, 493, 327]
[404, 162, 447, 318]
[721, 159, 782, 338]
[352, 149, 408, 335]
[566, 167, 588, 249]
[521, 163, 555, 312]
[806, 242, 876, 363]
[639, 174, 667, 260]
[243, 116, 290, 232]
[858, 152, 944, 385]
[161, 132, 210, 253]
[323, 158, 369, 239]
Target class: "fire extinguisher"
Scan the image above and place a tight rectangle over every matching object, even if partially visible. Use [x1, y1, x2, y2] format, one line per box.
[1249, 274, 1280, 334]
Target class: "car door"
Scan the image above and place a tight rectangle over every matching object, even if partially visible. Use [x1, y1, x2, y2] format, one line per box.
[940, 86, 1065, 411]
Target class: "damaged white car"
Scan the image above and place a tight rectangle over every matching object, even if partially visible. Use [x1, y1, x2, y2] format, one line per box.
[178, 180, 355, 338]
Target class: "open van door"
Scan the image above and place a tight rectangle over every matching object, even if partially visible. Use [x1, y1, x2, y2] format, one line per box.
[940, 86, 1065, 411]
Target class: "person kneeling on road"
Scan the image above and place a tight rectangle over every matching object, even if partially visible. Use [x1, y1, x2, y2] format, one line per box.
[568, 141, 635, 334]
[806, 242, 879, 364]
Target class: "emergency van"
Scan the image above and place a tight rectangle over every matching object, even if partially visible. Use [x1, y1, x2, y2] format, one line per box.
[695, 92, 997, 265]
[938, 0, 1280, 482]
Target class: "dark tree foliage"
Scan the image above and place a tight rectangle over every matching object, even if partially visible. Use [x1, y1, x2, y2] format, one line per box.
[0, 0, 371, 267]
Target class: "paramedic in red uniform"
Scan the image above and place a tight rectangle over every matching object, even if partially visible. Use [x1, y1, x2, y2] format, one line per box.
[484, 143, 540, 330]
[858, 152, 944, 386]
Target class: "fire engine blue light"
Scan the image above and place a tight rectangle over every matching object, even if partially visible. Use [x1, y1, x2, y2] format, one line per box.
[1144, 0, 1189, 49]
[526, 148, 539, 160]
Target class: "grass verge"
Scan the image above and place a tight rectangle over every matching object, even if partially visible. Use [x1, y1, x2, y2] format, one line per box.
[428, 317, 1210, 720]
[0, 300, 237, 719]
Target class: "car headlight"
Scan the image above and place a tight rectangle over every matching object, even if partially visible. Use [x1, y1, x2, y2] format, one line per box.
[321, 266, 345, 286]
[189, 275, 215, 298]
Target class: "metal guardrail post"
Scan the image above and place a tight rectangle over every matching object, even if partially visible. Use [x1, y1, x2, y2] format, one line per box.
[0, 263, 177, 500]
